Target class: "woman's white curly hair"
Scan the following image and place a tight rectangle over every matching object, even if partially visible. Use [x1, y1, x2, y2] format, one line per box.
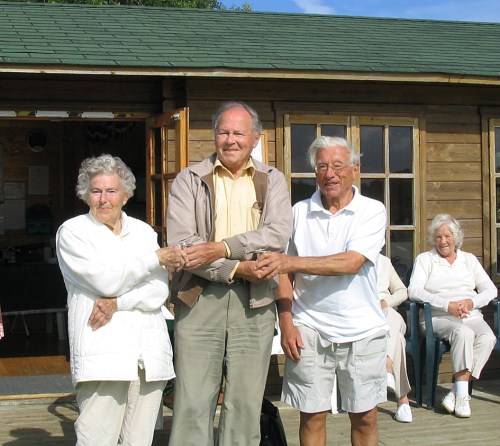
[75, 154, 136, 202]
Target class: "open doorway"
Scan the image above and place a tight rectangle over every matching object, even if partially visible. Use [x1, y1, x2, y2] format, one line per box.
[0, 119, 146, 381]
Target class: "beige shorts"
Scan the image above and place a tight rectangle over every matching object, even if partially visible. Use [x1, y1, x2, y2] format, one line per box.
[281, 324, 387, 414]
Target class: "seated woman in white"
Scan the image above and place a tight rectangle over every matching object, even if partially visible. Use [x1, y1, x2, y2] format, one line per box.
[377, 254, 412, 423]
[408, 213, 496, 418]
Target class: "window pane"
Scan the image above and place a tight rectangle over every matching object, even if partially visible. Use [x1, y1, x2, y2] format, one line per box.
[361, 178, 384, 204]
[360, 126, 384, 173]
[291, 124, 315, 173]
[153, 128, 162, 174]
[390, 230, 414, 284]
[291, 178, 316, 205]
[390, 178, 413, 225]
[153, 182, 162, 227]
[496, 178, 500, 223]
[320, 124, 346, 138]
[496, 128, 500, 173]
[389, 126, 413, 173]
[497, 228, 500, 274]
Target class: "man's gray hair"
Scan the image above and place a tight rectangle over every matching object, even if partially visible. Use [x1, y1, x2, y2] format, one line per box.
[75, 154, 136, 202]
[307, 136, 360, 169]
[212, 101, 263, 134]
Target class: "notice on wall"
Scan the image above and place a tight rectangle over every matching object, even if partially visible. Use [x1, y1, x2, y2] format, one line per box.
[4, 199, 25, 229]
[28, 165, 49, 195]
[4, 182, 25, 199]
[0, 203, 4, 235]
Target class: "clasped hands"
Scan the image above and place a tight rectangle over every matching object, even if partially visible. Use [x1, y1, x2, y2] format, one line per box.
[156, 246, 189, 272]
[175, 243, 290, 283]
[89, 297, 117, 331]
[448, 299, 473, 318]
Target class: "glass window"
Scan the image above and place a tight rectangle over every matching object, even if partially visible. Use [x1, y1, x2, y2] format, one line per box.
[495, 127, 500, 173]
[496, 177, 500, 224]
[389, 126, 413, 173]
[287, 117, 348, 204]
[286, 114, 417, 267]
[321, 124, 346, 138]
[389, 178, 413, 225]
[492, 125, 500, 277]
[361, 178, 384, 204]
[291, 178, 317, 204]
[360, 126, 384, 173]
[359, 122, 416, 267]
[390, 230, 414, 284]
[291, 124, 315, 173]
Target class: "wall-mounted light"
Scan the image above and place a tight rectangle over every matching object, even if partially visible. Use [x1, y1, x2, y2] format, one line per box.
[81, 112, 115, 119]
[35, 111, 69, 118]
[0, 111, 16, 117]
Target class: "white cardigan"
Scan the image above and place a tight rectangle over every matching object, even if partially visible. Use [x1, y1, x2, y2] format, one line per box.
[377, 254, 408, 308]
[56, 211, 174, 385]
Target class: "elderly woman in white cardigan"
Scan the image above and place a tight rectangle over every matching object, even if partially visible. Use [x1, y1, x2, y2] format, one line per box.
[377, 254, 412, 423]
[57, 154, 186, 446]
[408, 213, 497, 419]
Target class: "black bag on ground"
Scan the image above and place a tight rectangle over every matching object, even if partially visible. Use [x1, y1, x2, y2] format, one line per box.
[260, 398, 288, 446]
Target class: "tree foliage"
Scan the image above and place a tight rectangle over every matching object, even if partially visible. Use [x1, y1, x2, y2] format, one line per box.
[20, 0, 252, 10]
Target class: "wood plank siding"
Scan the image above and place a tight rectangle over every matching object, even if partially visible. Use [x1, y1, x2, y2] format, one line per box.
[2, 72, 500, 384]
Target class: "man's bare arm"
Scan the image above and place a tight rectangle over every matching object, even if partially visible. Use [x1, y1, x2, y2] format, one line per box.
[255, 250, 367, 279]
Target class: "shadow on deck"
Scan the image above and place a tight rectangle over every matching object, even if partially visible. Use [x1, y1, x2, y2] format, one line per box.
[0, 378, 499, 446]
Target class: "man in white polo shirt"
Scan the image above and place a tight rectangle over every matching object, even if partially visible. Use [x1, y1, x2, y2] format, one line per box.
[255, 136, 388, 446]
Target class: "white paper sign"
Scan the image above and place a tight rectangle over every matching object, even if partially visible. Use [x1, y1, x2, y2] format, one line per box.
[28, 165, 49, 195]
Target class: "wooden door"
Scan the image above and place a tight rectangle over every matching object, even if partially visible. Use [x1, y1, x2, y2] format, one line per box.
[146, 108, 188, 246]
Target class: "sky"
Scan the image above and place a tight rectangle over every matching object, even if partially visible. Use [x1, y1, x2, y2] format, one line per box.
[231, 0, 500, 23]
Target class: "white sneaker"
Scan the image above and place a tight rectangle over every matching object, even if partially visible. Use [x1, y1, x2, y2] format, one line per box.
[394, 403, 413, 423]
[387, 373, 396, 393]
[455, 395, 471, 418]
[441, 391, 456, 414]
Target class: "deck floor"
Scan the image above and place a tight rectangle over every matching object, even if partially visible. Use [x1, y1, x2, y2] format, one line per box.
[1, 318, 499, 445]
[0, 379, 499, 445]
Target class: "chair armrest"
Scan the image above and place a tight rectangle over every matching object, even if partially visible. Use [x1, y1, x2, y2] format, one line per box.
[401, 300, 420, 343]
[420, 302, 432, 332]
[490, 298, 500, 338]
[418, 301, 436, 344]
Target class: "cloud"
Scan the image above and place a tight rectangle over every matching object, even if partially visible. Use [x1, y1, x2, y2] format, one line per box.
[293, 0, 336, 15]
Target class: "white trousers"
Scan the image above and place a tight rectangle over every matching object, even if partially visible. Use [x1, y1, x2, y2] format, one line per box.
[431, 314, 496, 379]
[75, 368, 165, 446]
[384, 306, 411, 398]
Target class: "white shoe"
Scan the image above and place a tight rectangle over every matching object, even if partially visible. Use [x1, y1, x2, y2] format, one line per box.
[441, 391, 456, 414]
[455, 395, 471, 418]
[387, 373, 396, 392]
[394, 403, 413, 423]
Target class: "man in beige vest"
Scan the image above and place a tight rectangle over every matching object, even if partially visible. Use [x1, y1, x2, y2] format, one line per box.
[167, 101, 292, 446]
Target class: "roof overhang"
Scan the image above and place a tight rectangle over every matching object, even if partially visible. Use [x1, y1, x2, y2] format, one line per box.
[1, 65, 500, 86]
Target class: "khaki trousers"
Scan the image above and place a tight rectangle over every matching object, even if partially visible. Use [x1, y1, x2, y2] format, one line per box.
[75, 368, 165, 446]
[384, 307, 411, 399]
[169, 282, 276, 446]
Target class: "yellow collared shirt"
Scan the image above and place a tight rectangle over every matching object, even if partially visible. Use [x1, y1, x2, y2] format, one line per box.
[213, 158, 259, 243]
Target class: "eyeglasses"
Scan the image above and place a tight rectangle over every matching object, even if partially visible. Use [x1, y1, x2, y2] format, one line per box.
[314, 163, 352, 174]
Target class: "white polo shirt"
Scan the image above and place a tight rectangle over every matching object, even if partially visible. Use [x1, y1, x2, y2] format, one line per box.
[288, 186, 388, 343]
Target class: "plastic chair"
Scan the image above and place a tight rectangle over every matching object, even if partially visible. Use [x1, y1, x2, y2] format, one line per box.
[417, 302, 451, 410]
[401, 300, 422, 407]
[490, 298, 500, 352]
[419, 298, 500, 409]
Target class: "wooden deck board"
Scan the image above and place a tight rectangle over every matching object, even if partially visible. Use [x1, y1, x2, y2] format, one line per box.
[0, 356, 70, 376]
[0, 380, 498, 445]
